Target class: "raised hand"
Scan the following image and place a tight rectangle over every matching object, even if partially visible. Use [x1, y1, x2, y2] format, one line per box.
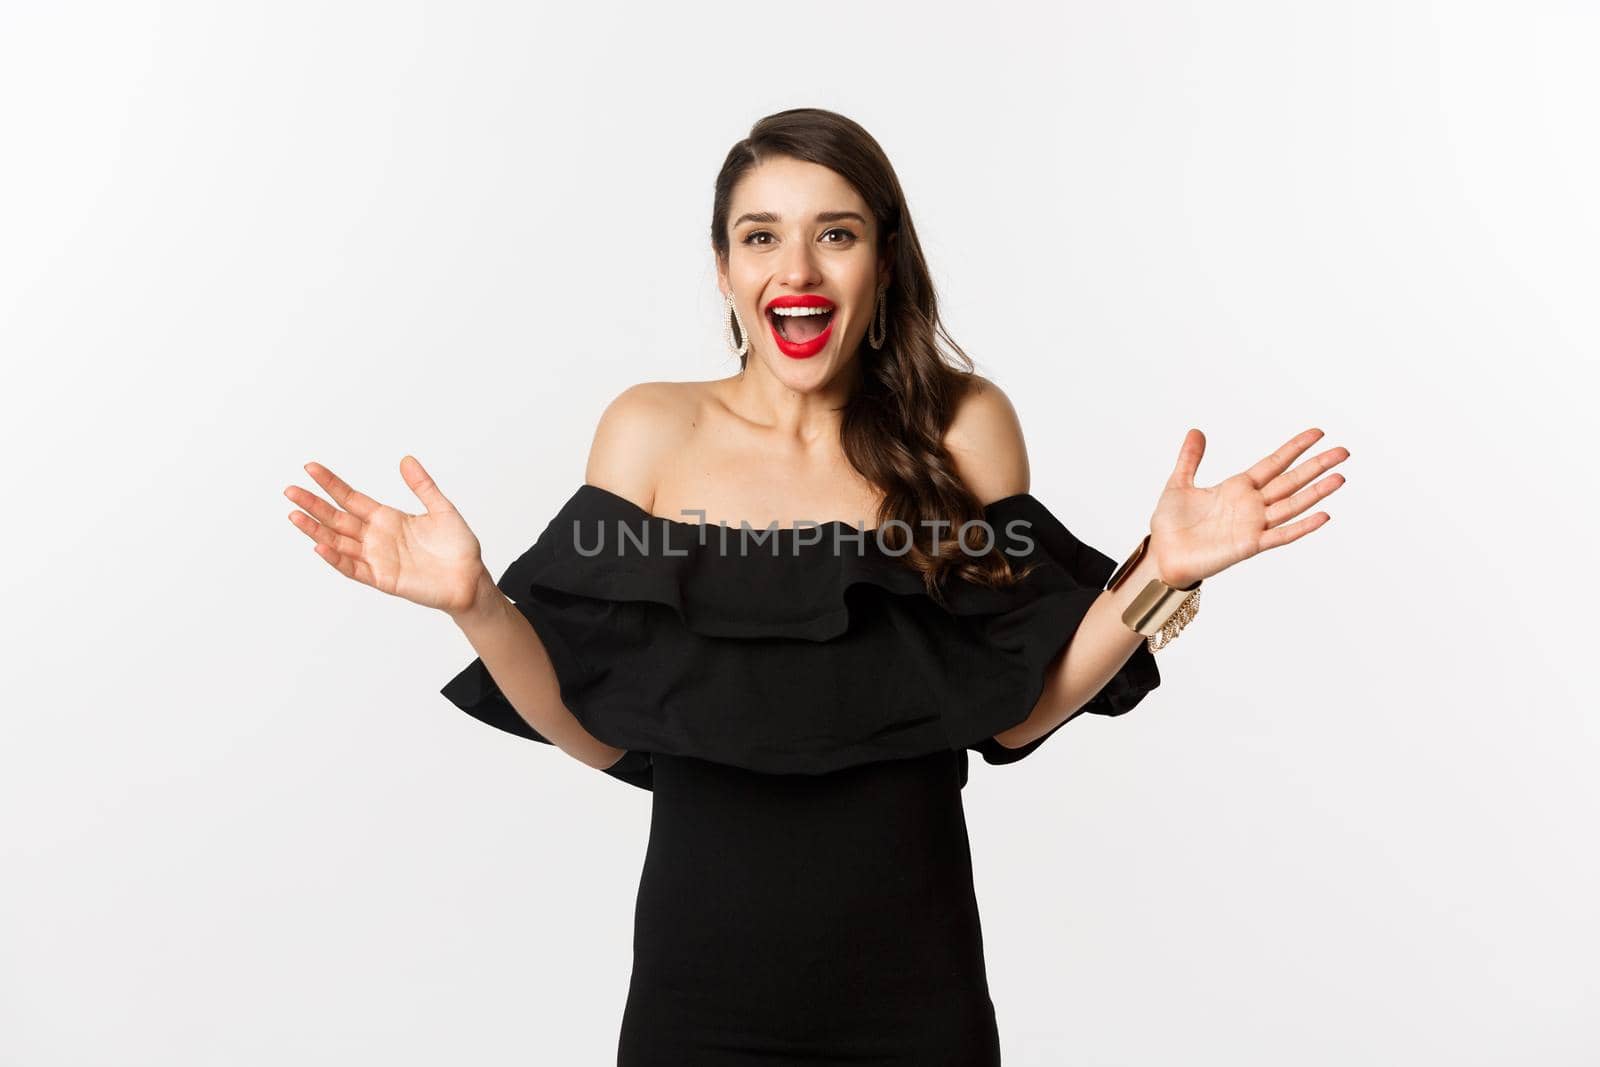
[284, 455, 490, 616]
[1147, 427, 1349, 590]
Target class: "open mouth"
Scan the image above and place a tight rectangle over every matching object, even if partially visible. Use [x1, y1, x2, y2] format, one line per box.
[765, 302, 836, 358]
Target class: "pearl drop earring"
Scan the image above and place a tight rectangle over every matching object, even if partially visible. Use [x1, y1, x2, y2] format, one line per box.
[724, 290, 750, 357]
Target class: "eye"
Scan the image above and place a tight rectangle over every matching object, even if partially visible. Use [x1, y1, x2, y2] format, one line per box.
[740, 228, 858, 247]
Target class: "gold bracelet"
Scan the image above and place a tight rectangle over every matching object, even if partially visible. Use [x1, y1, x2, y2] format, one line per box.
[1106, 533, 1202, 652]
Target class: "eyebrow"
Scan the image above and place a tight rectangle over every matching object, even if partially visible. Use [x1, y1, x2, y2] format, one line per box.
[732, 210, 869, 228]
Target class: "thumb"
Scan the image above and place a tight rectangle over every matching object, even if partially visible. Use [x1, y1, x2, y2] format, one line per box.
[1168, 428, 1204, 489]
[401, 454, 456, 515]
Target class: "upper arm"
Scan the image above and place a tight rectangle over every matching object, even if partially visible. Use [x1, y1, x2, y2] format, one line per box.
[584, 382, 685, 512]
[943, 374, 1030, 506]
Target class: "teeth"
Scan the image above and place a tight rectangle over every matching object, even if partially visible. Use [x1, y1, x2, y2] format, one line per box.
[770, 306, 835, 316]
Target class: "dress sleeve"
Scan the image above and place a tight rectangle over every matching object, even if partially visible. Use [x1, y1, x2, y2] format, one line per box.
[437, 484, 1159, 787]
[964, 493, 1162, 766]
[439, 523, 656, 792]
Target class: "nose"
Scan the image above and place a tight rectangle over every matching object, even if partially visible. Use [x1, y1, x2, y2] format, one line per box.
[776, 237, 823, 288]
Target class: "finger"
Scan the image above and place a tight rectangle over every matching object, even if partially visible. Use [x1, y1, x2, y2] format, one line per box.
[1258, 510, 1329, 553]
[1261, 445, 1350, 507]
[303, 461, 383, 522]
[401, 454, 456, 516]
[284, 484, 364, 541]
[1265, 473, 1345, 527]
[287, 508, 366, 560]
[311, 542, 377, 587]
[1167, 428, 1205, 489]
[1241, 427, 1324, 491]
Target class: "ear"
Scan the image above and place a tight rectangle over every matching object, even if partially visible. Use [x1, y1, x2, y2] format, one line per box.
[713, 245, 730, 296]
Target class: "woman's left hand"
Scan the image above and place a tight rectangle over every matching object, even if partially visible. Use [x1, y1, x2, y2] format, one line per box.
[1146, 427, 1349, 589]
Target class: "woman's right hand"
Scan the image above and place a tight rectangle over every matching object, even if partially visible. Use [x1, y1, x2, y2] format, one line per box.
[284, 455, 492, 617]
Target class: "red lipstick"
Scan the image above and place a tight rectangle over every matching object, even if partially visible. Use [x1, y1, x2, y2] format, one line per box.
[764, 294, 837, 359]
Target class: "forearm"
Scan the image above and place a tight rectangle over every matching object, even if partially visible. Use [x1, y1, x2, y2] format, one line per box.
[449, 569, 628, 770]
[989, 543, 1164, 749]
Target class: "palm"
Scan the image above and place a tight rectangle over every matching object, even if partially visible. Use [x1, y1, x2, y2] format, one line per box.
[1146, 427, 1350, 590]
[284, 456, 488, 615]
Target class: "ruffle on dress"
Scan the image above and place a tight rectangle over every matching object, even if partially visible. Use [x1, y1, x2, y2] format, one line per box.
[440, 484, 1159, 791]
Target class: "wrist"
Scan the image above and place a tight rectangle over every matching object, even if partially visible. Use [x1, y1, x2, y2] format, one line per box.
[1145, 531, 1199, 591]
[1110, 532, 1195, 593]
[1123, 543, 1166, 590]
[449, 568, 509, 630]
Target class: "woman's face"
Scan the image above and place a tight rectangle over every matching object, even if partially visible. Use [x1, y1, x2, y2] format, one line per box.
[717, 155, 891, 386]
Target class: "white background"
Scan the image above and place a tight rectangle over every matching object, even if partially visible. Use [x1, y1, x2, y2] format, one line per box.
[2, 1, 1595, 1064]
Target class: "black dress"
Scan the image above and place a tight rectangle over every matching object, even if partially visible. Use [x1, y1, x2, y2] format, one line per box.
[440, 484, 1161, 1064]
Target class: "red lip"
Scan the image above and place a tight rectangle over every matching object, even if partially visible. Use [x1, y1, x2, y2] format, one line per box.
[765, 294, 837, 312]
[764, 294, 837, 359]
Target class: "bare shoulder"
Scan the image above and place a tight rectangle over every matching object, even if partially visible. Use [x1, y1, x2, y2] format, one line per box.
[943, 373, 1030, 505]
[584, 381, 706, 512]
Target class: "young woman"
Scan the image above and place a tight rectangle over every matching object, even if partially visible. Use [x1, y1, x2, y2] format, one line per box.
[284, 108, 1347, 1065]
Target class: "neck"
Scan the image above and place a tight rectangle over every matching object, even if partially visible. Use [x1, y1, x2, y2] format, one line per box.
[726, 354, 864, 445]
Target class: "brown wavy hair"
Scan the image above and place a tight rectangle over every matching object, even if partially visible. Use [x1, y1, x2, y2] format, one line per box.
[710, 107, 1037, 602]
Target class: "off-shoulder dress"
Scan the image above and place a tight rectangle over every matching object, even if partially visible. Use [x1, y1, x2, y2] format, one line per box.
[440, 484, 1160, 1065]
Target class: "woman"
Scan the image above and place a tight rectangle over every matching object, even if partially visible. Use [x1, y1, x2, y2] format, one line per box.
[284, 108, 1347, 1064]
